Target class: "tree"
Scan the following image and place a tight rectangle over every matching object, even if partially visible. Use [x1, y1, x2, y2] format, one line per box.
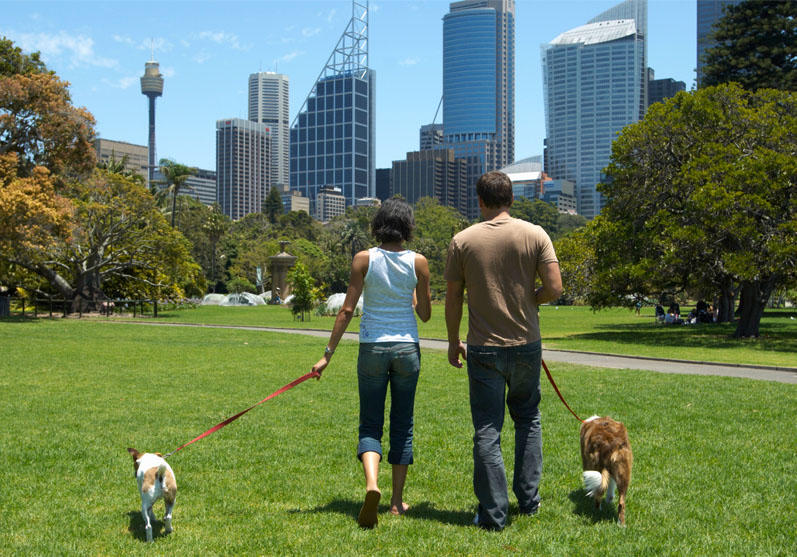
[510, 197, 559, 234]
[589, 84, 796, 338]
[288, 261, 318, 321]
[0, 68, 96, 180]
[263, 186, 284, 224]
[158, 158, 196, 228]
[409, 197, 469, 298]
[3, 168, 205, 310]
[701, 0, 797, 90]
[97, 152, 145, 185]
[0, 37, 48, 76]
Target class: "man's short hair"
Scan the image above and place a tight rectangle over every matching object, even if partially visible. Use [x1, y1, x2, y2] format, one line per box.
[476, 171, 513, 209]
[371, 198, 415, 243]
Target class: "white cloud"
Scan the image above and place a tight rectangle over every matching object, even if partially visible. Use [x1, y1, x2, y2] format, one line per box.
[7, 30, 118, 69]
[280, 50, 303, 63]
[326, 9, 337, 23]
[193, 50, 211, 64]
[160, 66, 176, 78]
[302, 27, 321, 38]
[195, 31, 250, 51]
[100, 75, 138, 90]
[399, 57, 419, 67]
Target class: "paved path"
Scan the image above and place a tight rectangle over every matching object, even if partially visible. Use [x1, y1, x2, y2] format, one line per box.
[118, 321, 797, 384]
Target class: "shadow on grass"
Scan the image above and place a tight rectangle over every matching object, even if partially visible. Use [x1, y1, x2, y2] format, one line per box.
[126, 510, 170, 543]
[551, 321, 796, 354]
[568, 489, 620, 525]
[295, 498, 473, 526]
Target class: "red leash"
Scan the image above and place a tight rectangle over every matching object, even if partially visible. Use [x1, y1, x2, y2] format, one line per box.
[164, 370, 319, 459]
[541, 359, 584, 423]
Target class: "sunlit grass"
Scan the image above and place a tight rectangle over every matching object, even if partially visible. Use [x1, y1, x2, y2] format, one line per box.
[81, 302, 797, 368]
[1, 319, 795, 555]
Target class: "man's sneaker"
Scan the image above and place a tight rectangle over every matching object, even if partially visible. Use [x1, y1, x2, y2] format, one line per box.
[519, 502, 540, 516]
[473, 510, 502, 531]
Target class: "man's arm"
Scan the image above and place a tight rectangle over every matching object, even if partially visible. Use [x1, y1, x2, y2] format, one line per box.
[535, 261, 563, 306]
[445, 279, 467, 368]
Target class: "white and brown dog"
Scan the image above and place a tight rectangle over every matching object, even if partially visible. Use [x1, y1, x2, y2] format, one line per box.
[127, 448, 177, 542]
[580, 416, 633, 526]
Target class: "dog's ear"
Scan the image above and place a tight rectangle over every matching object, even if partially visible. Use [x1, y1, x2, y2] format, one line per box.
[127, 447, 140, 460]
[155, 452, 163, 458]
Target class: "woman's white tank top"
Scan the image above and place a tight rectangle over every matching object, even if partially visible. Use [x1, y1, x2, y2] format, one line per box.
[359, 247, 419, 343]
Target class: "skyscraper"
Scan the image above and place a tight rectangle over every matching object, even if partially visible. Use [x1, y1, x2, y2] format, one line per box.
[140, 58, 164, 189]
[696, 0, 743, 87]
[216, 118, 271, 220]
[442, 0, 515, 219]
[249, 72, 290, 188]
[290, 0, 375, 213]
[541, 0, 646, 219]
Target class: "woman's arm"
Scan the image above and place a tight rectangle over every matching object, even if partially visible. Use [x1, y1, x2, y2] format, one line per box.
[414, 254, 432, 323]
[311, 250, 369, 378]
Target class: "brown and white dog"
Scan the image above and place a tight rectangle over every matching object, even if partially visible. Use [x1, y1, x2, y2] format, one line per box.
[580, 415, 633, 526]
[127, 448, 177, 542]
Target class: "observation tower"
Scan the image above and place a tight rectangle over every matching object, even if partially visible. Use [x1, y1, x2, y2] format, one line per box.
[140, 57, 164, 189]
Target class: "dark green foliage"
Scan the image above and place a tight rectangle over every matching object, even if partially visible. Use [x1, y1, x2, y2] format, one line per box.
[0, 36, 48, 76]
[701, 0, 797, 90]
[263, 186, 284, 224]
[582, 84, 796, 338]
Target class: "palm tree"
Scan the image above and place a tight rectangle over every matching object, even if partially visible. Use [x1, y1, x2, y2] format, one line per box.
[158, 158, 196, 227]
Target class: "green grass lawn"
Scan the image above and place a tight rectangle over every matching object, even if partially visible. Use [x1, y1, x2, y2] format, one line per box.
[100, 302, 797, 368]
[1, 319, 795, 555]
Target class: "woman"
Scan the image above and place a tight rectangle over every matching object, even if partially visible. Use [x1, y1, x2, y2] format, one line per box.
[312, 198, 432, 528]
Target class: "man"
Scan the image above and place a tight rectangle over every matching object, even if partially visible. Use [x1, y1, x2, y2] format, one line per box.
[444, 171, 563, 531]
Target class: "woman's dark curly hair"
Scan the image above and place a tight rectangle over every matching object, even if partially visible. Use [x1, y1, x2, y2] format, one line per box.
[371, 198, 415, 243]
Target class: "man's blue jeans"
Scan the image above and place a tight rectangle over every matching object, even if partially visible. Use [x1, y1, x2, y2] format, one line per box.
[357, 342, 420, 465]
[467, 341, 542, 529]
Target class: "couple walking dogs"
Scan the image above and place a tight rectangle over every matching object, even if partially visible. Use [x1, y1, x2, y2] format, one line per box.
[313, 171, 623, 531]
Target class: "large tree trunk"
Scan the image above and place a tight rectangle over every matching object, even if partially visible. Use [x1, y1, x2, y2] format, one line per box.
[733, 277, 776, 339]
[716, 280, 736, 323]
[70, 265, 105, 313]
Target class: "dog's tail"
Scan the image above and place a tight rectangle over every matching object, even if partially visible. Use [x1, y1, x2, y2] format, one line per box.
[157, 462, 168, 484]
[583, 469, 609, 498]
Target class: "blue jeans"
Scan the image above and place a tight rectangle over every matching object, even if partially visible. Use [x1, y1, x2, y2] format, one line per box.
[467, 341, 542, 529]
[357, 342, 420, 465]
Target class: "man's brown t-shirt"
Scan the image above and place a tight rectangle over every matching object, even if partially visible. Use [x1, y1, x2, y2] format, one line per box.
[444, 216, 558, 346]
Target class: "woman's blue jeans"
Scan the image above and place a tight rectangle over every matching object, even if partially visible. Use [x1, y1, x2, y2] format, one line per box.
[357, 342, 420, 465]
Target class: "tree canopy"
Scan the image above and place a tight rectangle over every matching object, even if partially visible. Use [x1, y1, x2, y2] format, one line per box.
[581, 84, 796, 338]
[701, 0, 797, 90]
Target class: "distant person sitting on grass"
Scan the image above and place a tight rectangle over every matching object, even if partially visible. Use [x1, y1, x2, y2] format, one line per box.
[311, 198, 432, 529]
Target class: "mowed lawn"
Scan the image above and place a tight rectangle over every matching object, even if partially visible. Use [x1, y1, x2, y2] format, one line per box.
[117, 303, 797, 368]
[1, 319, 795, 555]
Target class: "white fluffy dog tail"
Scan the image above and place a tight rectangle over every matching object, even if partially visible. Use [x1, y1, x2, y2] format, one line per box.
[583, 470, 605, 497]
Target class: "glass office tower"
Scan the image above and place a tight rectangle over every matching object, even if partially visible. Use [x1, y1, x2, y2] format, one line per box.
[290, 1, 375, 211]
[442, 0, 515, 219]
[696, 0, 743, 87]
[541, 0, 646, 219]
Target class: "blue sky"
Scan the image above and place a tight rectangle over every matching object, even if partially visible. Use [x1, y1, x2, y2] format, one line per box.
[2, 0, 696, 171]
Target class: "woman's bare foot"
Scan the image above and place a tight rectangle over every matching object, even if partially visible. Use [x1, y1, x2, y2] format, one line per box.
[390, 501, 410, 515]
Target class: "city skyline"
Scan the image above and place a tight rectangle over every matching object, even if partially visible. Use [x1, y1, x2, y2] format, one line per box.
[1, 0, 697, 172]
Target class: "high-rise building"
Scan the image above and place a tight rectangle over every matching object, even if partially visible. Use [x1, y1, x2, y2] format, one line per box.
[140, 58, 164, 189]
[94, 138, 148, 180]
[696, 0, 744, 87]
[216, 118, 271, 220]
[419, 123, 443, 150]
[442, 0, 515, 219]
[249, 72, 290, 188]
[392, 149, 468, 213]
[375, 168, 391, 201]
[184, 168, 217, 207]
[290, 1, 375, 213]
[647, 68, 686, 106]
[541, 0, 647, 219]
[316, 185, 346, 222]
